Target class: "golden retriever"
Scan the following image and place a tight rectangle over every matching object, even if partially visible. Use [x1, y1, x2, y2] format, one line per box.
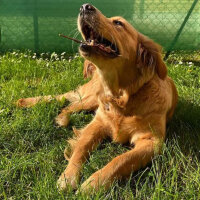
[17, 4, 178, 192]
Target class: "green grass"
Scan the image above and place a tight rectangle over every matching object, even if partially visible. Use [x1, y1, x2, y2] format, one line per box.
[0, 51, 200, 199]
[1, 1, 200, 53]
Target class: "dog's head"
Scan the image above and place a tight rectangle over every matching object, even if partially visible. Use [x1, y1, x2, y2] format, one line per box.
[78, 4, 167, 88]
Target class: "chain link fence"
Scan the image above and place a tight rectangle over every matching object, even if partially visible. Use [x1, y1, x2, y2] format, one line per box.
[0, 0, 199, 54]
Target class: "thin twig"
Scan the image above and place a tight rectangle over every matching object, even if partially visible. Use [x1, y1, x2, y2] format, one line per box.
[59, 34, 83, 44]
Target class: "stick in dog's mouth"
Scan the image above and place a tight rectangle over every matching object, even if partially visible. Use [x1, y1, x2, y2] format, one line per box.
[59, 34, 119, 57]
[59, 34, 83, 44]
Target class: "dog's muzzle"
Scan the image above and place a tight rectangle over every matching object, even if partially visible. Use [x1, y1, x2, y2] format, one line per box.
[78, 4, 120, 58]
[80, 3, 96, 17]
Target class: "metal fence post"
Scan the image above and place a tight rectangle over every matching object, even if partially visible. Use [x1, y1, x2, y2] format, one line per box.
[164, 0, 199, 60]
[33, 0, 39, 53]
[139, 0, 145, 18]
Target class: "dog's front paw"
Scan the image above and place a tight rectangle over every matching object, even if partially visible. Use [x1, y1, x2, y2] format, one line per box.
[80, 172, 103, 193]
[55, 113, 69, 127]
[80, 171, 111, 193]
[80, 175, 97, 193]
[16, 97, 41, 108]
[57, 172, 78, 191]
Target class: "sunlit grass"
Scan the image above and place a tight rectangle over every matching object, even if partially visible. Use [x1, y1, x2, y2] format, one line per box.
[0, 51, 200, 199]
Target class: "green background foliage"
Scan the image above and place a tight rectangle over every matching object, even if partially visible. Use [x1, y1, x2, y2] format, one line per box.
[0, 0, 199, 53]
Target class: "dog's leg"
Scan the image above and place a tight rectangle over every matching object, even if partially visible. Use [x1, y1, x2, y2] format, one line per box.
[80, 133, 163, 192]
[16, 61, 97, 108]
[55, 95, 98, 127]
[55, 74, 100, 127]
[16, 95, 51, 108]
[17, 80, 100, 127]
[57, 119, 107, 190]
[16, 90, 81, 108]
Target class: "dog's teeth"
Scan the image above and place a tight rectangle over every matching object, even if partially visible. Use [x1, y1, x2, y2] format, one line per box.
[91, 40, 95, 45]
[87, 39, 95, 46]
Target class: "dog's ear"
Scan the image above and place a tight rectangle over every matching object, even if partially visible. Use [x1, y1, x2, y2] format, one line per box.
[83, 60, 96, 79]
[137, 34, 167, 80]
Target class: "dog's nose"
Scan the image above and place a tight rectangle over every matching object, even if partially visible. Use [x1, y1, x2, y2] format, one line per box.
[80, 3, 96, 15]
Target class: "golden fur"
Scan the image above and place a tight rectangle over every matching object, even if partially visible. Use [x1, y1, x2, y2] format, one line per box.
[17, 5, 178, 192]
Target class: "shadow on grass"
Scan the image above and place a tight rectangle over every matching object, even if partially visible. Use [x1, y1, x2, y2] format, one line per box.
[167, 97, 200, 155]
[106, 97, 200, 196]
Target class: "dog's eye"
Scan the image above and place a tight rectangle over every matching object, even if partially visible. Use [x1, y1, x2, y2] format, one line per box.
[113, 20, 123, 26]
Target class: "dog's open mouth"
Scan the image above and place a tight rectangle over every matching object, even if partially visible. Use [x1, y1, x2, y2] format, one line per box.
[59, 22, 120, 58]
[80, 22, 120, 58]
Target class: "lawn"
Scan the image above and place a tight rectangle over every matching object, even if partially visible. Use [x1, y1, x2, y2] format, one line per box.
[0, 51, 200, 199]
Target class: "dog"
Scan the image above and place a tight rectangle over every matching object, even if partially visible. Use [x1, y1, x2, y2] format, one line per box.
[17, 4, 178, 192]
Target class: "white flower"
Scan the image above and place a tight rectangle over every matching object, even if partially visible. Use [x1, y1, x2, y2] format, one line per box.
[0, 109, 5, 114]
[51, 52, 58, 59]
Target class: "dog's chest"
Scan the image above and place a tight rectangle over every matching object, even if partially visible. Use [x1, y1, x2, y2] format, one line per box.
[97, 86, 167, 144]
[98, 101, 135, 144]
